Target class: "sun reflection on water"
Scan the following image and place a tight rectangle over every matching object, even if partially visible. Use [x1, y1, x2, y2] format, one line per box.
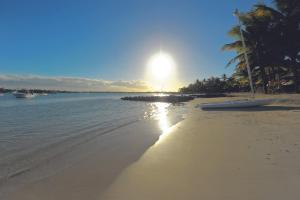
[155, 102, 170, 133]
[145, 102, 174, 143]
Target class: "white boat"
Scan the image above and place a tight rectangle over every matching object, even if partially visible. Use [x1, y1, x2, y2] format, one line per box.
[200, 98, 275, 109]
[14, 92, 36, 98]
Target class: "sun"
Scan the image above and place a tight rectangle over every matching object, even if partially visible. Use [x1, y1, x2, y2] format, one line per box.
[147, 51, 175, 82]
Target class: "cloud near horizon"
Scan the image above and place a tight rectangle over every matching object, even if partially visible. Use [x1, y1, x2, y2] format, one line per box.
[0, 74, 151, 92]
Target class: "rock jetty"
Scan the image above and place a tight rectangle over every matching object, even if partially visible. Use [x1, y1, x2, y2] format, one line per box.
[121, 95, 194, 103]
[189, 93, 228, 98]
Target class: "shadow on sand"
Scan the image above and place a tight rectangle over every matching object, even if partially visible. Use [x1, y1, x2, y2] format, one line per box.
[202, 105, 300, 112]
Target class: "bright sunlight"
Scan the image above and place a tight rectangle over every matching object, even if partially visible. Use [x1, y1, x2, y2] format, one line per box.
[147, 51, 175, 81]
[146, 51, 177, 91]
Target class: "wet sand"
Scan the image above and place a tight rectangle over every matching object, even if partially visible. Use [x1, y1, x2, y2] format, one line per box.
[5, 94, 300, 200]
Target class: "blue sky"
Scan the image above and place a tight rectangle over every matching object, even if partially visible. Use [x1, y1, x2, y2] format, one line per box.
[0, 0, 271, 91]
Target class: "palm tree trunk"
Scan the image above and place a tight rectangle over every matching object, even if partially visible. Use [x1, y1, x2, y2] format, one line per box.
[271, 67, 276, 82]
[292, 66, 300, 93]
[275, 67, 281, 92]
[260, 66, 268, 94]
[255, 41, 268, 94]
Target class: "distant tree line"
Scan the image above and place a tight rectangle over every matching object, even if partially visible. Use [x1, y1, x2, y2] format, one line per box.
[0, 88, 74, 94]
[179, 74, 250, 94]
[181, 0, 300, 94]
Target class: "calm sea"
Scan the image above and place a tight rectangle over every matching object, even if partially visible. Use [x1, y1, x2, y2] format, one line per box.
[0, 93, 186, 184]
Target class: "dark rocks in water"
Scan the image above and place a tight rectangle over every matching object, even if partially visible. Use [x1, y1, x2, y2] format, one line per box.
[189, 93, 229, 98]
[121, 95, 194, 103]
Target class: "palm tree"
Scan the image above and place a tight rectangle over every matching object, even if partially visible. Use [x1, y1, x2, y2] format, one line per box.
[255, 0, 300, 92]
[222, 10, 272, 93]
[223, 0, 300, 93]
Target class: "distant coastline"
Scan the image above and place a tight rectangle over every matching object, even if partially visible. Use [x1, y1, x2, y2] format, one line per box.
[0, 87, 180, 94]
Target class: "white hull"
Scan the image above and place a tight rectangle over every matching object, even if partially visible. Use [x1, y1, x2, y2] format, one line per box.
[14, 93, 36, 98]
[200, 99, 275, 109]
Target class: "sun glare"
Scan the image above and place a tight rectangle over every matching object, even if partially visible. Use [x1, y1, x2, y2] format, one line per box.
[147, 52, 175, 82]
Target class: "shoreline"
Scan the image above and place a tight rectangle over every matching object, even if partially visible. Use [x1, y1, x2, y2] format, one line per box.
[3, 94, 300, 199]
[0, 93, 186, 197]
[1, 120, 164, 199]
[1, 100, 186, 199]
[101, 94, 300, 200]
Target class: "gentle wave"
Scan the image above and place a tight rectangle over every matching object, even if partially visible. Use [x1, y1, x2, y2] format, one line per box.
[0, 93, 186, 185]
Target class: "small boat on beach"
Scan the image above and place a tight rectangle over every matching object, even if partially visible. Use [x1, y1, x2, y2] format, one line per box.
[14, 92, 36, 99]
[200, 98, 274, 109]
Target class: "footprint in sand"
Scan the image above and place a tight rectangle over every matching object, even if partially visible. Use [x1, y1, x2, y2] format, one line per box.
[265, 153, 272, 160]
[271, 163, 277, 165]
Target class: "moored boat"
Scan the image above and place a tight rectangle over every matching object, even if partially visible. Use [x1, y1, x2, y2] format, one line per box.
[14, 92, 36, 98]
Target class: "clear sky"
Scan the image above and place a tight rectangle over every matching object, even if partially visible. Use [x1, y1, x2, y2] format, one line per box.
[0, 0, 271, 91]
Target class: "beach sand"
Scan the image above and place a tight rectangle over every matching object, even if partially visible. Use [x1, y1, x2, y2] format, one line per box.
[4, 94, 300, 200]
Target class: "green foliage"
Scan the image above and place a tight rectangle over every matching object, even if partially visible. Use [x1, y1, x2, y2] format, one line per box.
[179, 75, 250, 94]
[221, 0, 300, 93]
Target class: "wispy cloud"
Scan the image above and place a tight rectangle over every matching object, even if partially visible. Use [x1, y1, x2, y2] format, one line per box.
[0, 74, 150, 92]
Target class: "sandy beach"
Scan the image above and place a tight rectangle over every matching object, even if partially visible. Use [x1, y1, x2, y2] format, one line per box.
[2, 0, 300, 199]
[4, 94, 300, 200]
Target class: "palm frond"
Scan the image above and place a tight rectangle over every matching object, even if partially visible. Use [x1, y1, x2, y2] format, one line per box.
[236, 61, 247, 71]
[254, 4, 284, 19]
[225, 53, 244, 68]
[221, 41, 243, 51]
[274, 0, 300, 16]
[227, 26, 241, 38]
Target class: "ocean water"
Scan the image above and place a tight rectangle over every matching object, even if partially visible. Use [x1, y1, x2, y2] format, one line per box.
[0, 93, 186, 184]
